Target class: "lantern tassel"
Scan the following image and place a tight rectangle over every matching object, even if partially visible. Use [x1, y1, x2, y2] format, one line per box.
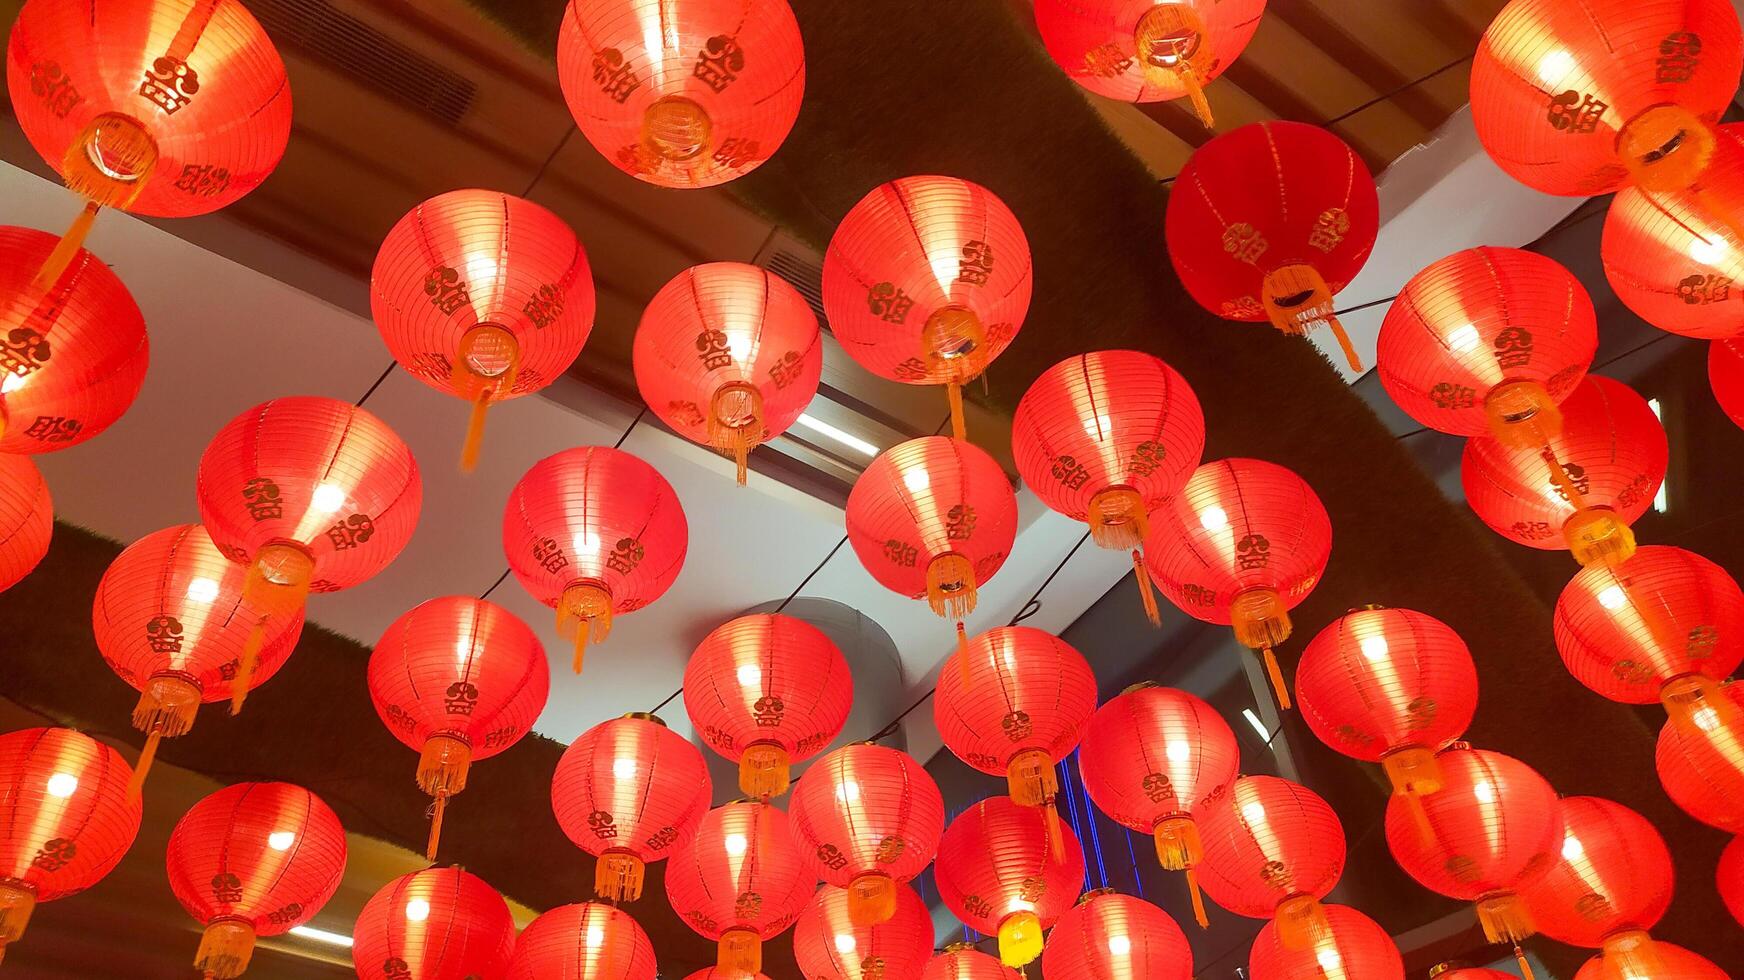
[1131, 549, 1161, 626]
[739, 742, 791, 799]
[426, 795, 447, 863]
[1177, 65, 1214, 130]
[708, 381, 764, 487]
[128, 677, 200, 798]
[1475, 891, 1535, 944]
[947, 381, 967, 441]
[1088, 487, 1148, 551]
[127, 731, 163, 802]
[234, 545, 313, 714]
[1513, 945, 1536, 980]
[997, 910, 1044, 967]
[1044, 801, 1064, 862]
[1184, 866, 1209, 929]
[417, 735, 470, 862]
[1006, 749, 1059, 807]
[957, 621, 973, 688]
[1275, 894, 1330, 950]
[230, 620, 263, 715]
[459, 390, 492, 474]
[926, 553, 979, 620]
[1260, 645, 1293, 710]
[1324, 313, 1362, 372]
[718, 928, 762, 975]
[0, 883, 33, 963]
[1152, 816, 1202, 871]
[847, 872, 898, 927]
[30, 201, 101, 297]
[452, 324, 520, 474]
[594, 850, 647, 902]
[1484, 380, 1562, 448]
[557, 583, 613, 674]
[194, 919, 256, 980]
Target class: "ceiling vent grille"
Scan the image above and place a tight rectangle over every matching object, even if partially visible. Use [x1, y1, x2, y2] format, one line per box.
[755, 231, 830, 328]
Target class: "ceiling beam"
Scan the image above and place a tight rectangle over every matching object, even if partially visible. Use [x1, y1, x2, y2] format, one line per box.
[1269, 0, 1452, 131]
[1220, 61, 1392, 173]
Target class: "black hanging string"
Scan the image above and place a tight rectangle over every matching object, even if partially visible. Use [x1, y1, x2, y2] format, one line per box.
[613, 407, 647, 450]
[354, 361, 397, 408]
[1009, 529, 1093, 626]
[477, 567, 512, 601]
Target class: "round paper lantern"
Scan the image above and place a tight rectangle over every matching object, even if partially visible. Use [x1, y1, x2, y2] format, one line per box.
[1033, 0, 1266, 126]
[792, 882, 933, 980]
[555, 0, 805, 189]
[502, 445, 687, 672]
[352, 866, 515, 980]
[1041, 890, 1192, 980]
[368, 596, 550, 861]
[1165, 121, 1379, 370]
[1248, 904, 1403, 980]
[166, 782, 347, 979]
[1655, 681, 1744, 832]
[1470, 0, 1742, 197]
[682, 612, 852, 799]
[633, 262, 822, 484]
[846, 436, 1018, 650]
[1429, 968, 1515, 980]
[664, 801, 812, 976]
[1377, 246, 1597, 443]
[1719, 835, 1744, 928]
[0, 454, 53, 593]
[1196, 775, 1345, 948]
[934, 796, 1085, 967]
[685, 971, 771, 980]
[1011, 350, 1206, 624]
[1519, 796, 1672, 951]
[0, 728, 141, 963]
[1077, 683, 1238, 927]
[1462, 376, 1667, 567]
[1144, 458, 1332, 708]
[822, 175, 1031, 439]
[1574, 942, 1729, 980]
[1385, 746, 1561, 948]
[507, 902, 656, 980]
[551, 712, 712, 902]
[789, 743, 944, 926]
[371, 189, 596, 471]
[1710, 339, 1744, 428]
[921, 945, 1020, 980]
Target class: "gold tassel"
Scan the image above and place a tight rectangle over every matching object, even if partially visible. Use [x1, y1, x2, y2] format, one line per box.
[1275, 894, 1330, 950]
[30, 201, 101, 296]
[594, 850, 647, 902]
[1088, 487, 1148, 551]
[1134, 2, 1215, 129]
[1485, 381, 1562, 448]
[997, 910, 1044, 967]
[925, 553, 978, 620]
[956, 622, 973, 688]
[417, 735, 471, 863]
[194, 919, 256, 980]
[1184, 866, 1209, 929]
[1619, 104, 1716, 195]
[847, 872, 897, 927]
[718, 928, 762, 975]
[708, 381, 764, 487]
[452, 325, 520, 474]
[1475, 891, 1536, 944]
[230, 622, 262, 716]
[460, 390, 492, 474]
[1152, 816, 1202, 871]
[1563, 507, 1638, 569]
[128, 676, 200, 798]
[1383, 747, 1442, 846]
[426, 796, 447, 863]
[1261, 264, 1357, 370]
[0, 881, 37, 959]
[947, 381, 967, 441]
[1324, 313, 1362, 372]
[739, 742, 791, 799]
[235, 545, 314, 714]
[557, 582, 613, 674]
[1177, 64, 1214, 129]
[1260, 646, 1292, 711]
[1043, 802, 1064, 863]
[1006, 749, 1058, 807]
[1132, 549, 1161, 627]
[128, 732, 162, 802]
[1513, 945, 1537, 980]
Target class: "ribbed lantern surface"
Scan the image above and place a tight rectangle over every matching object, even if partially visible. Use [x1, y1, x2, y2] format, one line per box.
[1519, 796, 1673, 948]
[791, 881, 933, 980]
[506, 901, 657, 980]
[1655, 682, 1744, 832]
[933, 795, 1085, 967]
[1040, 890, 1192, 980]
[1719, 834, 1744, 928]
[1573, 942, 1729, 980]
[1248, 903, 1403, 980]
[0, 454, 52, 593]
[663, 801, 812, 976]
[920, 946, 1021, 980]
[1195, 775, 1344, 946]
[351, 866, 516, 980]
[1711, 339, 1744, 429]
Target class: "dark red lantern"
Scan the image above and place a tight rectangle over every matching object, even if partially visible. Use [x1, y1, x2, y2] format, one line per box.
[166, 782, 347, 979]
[1166, 121, 1378, 370]
[1710, 339, 1744, 428]
[368, 596, 550, 861]
[552, 712, 712, 902]
[0, 727, 141, 963]
[682, 612, 852, 799]
[1041, 889, 1192, 980]
[1144, 458, 1332, 708]
[502, 445, 687, 672]
[1655, 681, 1744, 832]
[1719, 834, 1744, 928]
[507, 902, 656, 980]
[1574, 942, 1729, 980]
[685, 971, 771, 980]
[1519, 796, 1672, 956]
[352, 866, 516, 980]
[665, 800, 812, 976]
[371, 189, 596, 471]
[1196, 775, 1345, 948]
[1430, 969, 1514, 980]
[934, 795, 1085, 967]
[792, 882, 933, 980]
[0, 454, 52, 593]
[1011, 350, 1206, 624]
[822, 175, 1031, 439]
[1248, 903, 1402, 980]
[634, 262, 822, 484]
[921, 945, 1021, 980]
[555, 0, 805, 189]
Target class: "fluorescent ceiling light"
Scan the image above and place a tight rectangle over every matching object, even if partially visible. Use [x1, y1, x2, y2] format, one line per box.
[1647, 398, 1668, 513]
[1242, 708, 1273, 745]
[288, 925, 353, 947]
[792, 412, 879, 458]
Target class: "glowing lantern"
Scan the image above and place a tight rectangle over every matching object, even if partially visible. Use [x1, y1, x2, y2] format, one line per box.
[166, 782, 347, 979]
[1196, 775, 1344, 949]
[1077, 683, 1238, 927]
[1033, 0, 1266, 127]
[1011, 350, 1206, 624]
[846, 436, 1018, 655]
[368, 596, 550, 861]
[94, 524, 304, 795]
[555, 0, 805, 188]
[822, 175, 1031, 439]
[1719, 835, 1744, 928]
[502, 445, 687, 672]
[551, 712, 712, 902]
[1519, 797, 1672, 970]
[1462, 376, 1667, 567]
[921, 945, 1020, 980]
[1429, 969, 1515, 980]
[1654, 682, 1744, 832]
[634, 262, 822, 484]
[682, 612, 852, 799]
[1166, 121, 1378, 371]
[1710, 339, 1744, 428]
[1573, 942, 1729, 980]
[933, 796, 1085, 968]
[0, 728, 141, 964]
[934, 626, 1096, 856]
[0, 454, 52, 593]
[1377, 246, 1597, 445]
[665, 801, 812, 976]
[352, 866, 515, 980]
[371, 190, 595, 471]
[1041, 889, 1192, 980]
[792, 881, 933, 980]
[685, 971, 771, 980]
[1248, 904, 1403, 980]
[506, 902, 656, 980]
[1145, 458, 1332, 709]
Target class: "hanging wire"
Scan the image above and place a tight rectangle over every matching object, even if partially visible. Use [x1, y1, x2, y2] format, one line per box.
[477, 567, 512, 601]
[1009, 529, 1093, 626]
[354, 361, 397, 407]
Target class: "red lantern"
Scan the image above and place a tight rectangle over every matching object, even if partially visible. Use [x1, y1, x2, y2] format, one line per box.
[685, 972, 771, 980]
[822, 175, 1031, 439]
[368, 596, 550, 861]
[664, 801, 812, 976]
[371, 190, 596, 471]
[934, 626, 1096, 856]
[1248, 904, 1403, 980]
[682, 612, 852, 799]
[921, 945, 1021, 980]
[551, 712, 712, 902]
[1462, 375, 1667, 567]
[1710, 339, 1744, 428]
[1041, 890, 1192, 980]
[0, 727, 141, 963]
[846, 436, 1018, 653]
[1033, 0, 1266, 127]
[1011, 350, 1206, 624]
[634, 262, 822, 484]
[1077, 683, 1238, 927]
[506, 902, 656, 980]
[789, 743, 944, 926]
[502, 445, 687, 672]
[1654, 681, 1744, 832]
[1574, 942, 1729, 980]
[933, 796, 1085, 967]
[1430, 969, 1515, 980]
[1144, 458, 1332, 709]
[352, 866, 516, 980]
[792, 881, 933, 980]
[1519, 796, 1672, 957]
[1719, 834, 1744, 928]
[0, 454, 52, 592]
[1165, 121, 1378, 371]
[166, 782, 347, 979]
[1376, 246, 1597, 443]
[555, 0, 805, 189]
[1196, 775, 1344, 948]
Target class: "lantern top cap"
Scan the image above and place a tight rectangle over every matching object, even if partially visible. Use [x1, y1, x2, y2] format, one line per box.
[620, 711, 666, 727]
